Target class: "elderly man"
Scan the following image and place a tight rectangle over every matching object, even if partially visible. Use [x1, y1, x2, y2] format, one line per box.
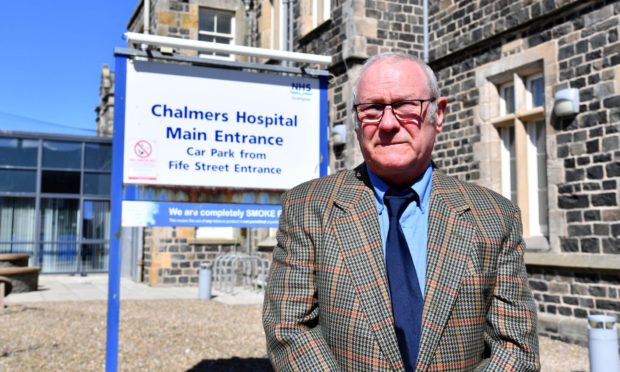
[263, 52, 540, 371]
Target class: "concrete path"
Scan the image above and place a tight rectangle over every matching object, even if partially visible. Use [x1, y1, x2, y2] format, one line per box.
[5, 274, 265, 305]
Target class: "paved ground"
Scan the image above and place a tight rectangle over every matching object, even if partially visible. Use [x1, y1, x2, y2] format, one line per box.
[5, 274, 264, 305]
[3, 274, 593, 371]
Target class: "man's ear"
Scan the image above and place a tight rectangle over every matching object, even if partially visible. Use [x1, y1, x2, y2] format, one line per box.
[435, 96, 448, 133]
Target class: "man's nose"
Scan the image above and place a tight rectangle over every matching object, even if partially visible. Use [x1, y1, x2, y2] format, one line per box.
[378, 106, 400, 131]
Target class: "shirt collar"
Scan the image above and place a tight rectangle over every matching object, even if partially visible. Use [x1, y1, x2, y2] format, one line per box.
[367, 163, 433, 214]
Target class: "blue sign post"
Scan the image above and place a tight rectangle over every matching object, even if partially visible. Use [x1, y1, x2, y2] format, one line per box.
[106, 54, 127, 372]
[105, 51, 329, 371]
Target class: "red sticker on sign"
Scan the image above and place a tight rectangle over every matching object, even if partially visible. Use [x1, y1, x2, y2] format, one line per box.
[134, 140, 152, 158]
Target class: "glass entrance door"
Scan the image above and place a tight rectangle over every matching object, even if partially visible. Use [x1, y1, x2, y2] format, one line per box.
[40, 198, 79, 273]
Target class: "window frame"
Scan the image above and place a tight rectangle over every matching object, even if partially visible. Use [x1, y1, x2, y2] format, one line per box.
[499, 125, 517, 204]
[489, 69, 549, 245]
[299, 0, 331, 36]
[526, 120, 548, 238]
[198, 8, 236, 60]
[475, 42, 557, 251]
[313, 0, 331, 29]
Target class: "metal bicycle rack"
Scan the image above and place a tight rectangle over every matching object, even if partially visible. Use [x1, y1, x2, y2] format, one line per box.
[213, 253, 271, 294]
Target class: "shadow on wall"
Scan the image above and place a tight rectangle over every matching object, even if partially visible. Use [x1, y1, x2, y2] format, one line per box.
[187, 357, 273, 372]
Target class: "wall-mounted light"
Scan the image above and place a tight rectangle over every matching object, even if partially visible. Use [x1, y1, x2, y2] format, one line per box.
[332, 123, 347, 146]
[554, 88, 580, 117]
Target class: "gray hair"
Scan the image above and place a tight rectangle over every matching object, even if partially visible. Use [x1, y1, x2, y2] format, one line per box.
[352, 52, 441, 123]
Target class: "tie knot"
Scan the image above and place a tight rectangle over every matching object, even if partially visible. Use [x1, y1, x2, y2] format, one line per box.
[384, 188, 418, 220]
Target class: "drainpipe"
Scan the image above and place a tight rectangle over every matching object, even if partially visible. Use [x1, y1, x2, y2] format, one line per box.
[144, 0, 150, 34]
[282, 0, 293, 67]
[423, 0, 428, 62]
[246, 1, 254, 49]
[288, 0, 293, 53]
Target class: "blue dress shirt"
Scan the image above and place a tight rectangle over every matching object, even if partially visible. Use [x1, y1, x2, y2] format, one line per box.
[367, 164, 432, 296]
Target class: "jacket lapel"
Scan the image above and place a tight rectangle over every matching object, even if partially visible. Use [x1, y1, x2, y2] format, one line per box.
[331, 165, 403, 368]
[417, 171, 475, 370]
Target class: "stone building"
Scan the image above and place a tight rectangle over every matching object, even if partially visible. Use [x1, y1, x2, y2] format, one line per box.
[95, 65, 115, 137]
[101, 0, 619, 345]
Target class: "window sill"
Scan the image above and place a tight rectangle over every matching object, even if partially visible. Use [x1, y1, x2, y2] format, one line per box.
[298, 19, 332, 46]
[524, 252, 620, 272]
[525, 236, 549, 251]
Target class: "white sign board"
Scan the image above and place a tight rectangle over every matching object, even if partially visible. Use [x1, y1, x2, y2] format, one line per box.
[123, 60, 325, 189]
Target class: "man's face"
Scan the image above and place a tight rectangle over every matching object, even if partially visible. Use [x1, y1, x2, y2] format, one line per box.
[355, 58, 446, 188]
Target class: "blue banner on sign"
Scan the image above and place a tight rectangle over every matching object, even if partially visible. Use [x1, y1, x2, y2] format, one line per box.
[122, 200, 281, 228]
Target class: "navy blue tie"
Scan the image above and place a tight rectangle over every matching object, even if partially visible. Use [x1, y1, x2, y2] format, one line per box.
[384, 188, 423, 371]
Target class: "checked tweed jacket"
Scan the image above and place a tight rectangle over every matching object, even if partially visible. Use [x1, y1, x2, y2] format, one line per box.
[263, 164, 540, 371]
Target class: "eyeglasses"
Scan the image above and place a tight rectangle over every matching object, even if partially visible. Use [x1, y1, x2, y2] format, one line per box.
[353, 98, 436, 124]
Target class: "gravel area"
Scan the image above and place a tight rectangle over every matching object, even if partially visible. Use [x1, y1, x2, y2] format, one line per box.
[1, 300, 590, 371]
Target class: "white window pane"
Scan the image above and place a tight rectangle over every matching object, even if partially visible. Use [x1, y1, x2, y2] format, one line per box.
[199, 8, 234, 60]
[324, 0, 331, 21]
[527, 121, 548, 238]
[500, 126, 516, 203]
[536, 122, 548, 236]
[313, 0, 318, 27]
[0, 197, 36, 243]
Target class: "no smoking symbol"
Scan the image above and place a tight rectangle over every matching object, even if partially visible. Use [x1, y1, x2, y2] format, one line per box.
[134, 140, 152, 158]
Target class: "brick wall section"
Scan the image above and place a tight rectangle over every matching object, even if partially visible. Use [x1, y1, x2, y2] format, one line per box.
[290, 0, 620, 255]
[361, 0, 425, 54]
[154, 0, 194, 40]
[529, 266, 620, 343]
[290, 0, 620, 338]
[552, 3, 620, 255]
[430, 1, 619, 235]
[145, 238, 272, 287]
[95, 65, 114, 137]
[530, 267, 620, 320]
[428, 0, 584, 62]
[292, 0, 425, 171]
[330, 72, 355, 170]
[432, 54, 487, 180]
[428, 0, 620, 331]
[153, 238, 238, 286]
[142, 228, 153, 281]
[142, 227, 157, 284]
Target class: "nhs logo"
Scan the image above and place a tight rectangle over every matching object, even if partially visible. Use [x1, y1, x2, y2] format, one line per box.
[290, 81, 312, 97]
